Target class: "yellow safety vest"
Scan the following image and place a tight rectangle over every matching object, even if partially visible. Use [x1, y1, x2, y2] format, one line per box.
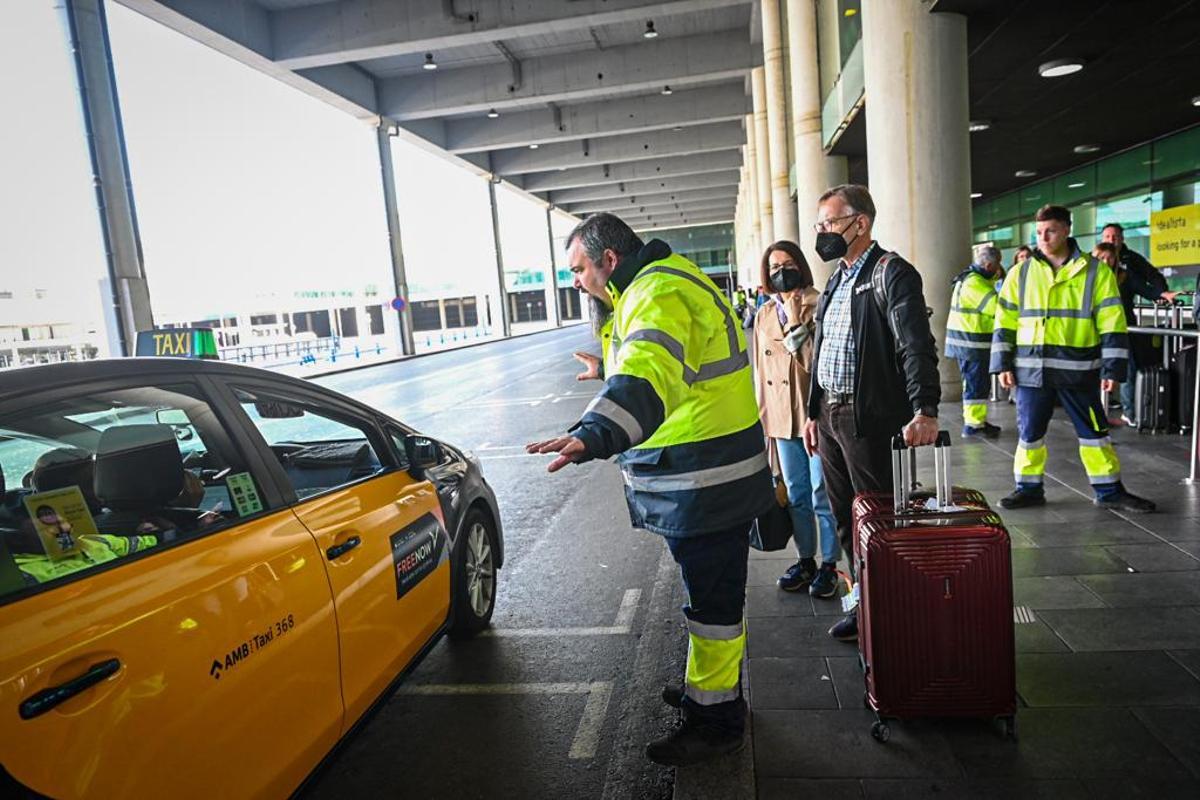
[15, 534, 158, 585]
[945, 267, 998, 361]
[572, 246, 774, 536]
[990, 248, 1129, 388]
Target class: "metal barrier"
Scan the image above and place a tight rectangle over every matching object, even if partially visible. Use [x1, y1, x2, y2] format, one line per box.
[1127, 325, 1200, 484]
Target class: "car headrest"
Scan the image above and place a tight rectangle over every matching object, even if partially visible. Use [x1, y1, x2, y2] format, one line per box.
[95, 425, 185, 511]
[33, 447, 93, 491]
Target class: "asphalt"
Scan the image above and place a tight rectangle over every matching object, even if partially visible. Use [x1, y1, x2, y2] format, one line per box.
[300, 325, 688, 800]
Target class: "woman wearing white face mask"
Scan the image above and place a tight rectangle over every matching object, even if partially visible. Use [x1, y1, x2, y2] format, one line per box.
[752, 240, 840, 599]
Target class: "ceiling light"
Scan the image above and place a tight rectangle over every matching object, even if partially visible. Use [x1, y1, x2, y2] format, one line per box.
[486, 108, 500, 119]
[970, 192, 983, 199]
[1038, 58, 1083, 78]
[661, 85, 673, 96]
[1067, 181, 1087, 189]
[643, 20, 658, 39]
[968, 120, 991, 133]
[528, 143, 539, 149]
[1014, 169, 1037, 178]
[672, 126, 683, 131]
[1192, 95, 1200, 107]
[1073, 143, 1101, 154]
[423, 53, 437, 71]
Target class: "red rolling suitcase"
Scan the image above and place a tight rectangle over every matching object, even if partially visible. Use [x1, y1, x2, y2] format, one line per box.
[854, 432, 1016, 743]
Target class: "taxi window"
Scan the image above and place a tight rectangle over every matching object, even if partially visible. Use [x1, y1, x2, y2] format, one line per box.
[233, 387, 387, 500]
[0, 383, 268, 602]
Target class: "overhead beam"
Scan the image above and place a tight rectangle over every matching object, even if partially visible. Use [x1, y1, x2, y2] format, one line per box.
[272, 0, 751, 70]
[379, 32, 757, 121]
[446, 84, 749, 153]
[627, 211, 735, 228]
[523, 150, 743, 193]
[568, 194, 737, 216]
[550, 170, 740, 205]
[492, 121, 744, 175]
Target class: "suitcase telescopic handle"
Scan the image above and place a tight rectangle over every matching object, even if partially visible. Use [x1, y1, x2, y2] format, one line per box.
[890, 430, 952, 513]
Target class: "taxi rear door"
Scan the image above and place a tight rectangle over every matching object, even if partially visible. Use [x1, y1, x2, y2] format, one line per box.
[0, 377, 343, 800]
[222, 381, 452, 729]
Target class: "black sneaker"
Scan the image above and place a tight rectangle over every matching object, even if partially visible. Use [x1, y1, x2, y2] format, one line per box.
[645, 722, 745, 766]
[662, 684, 684, 709]
[999, 489, 1046, 509]
[828, 610, 858, 642]
[808, 562, 839, 599]
[962, 422, 1001, 439]
[778, 558, 817, 592]
[1095, 490, 1157, 514]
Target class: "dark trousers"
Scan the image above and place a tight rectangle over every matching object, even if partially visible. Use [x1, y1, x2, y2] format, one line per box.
[816, 402, 895, 575]
[664, 525, 749, 735]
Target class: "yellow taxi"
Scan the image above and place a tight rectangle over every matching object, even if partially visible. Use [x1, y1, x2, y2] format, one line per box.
[0, 355, 503, 798]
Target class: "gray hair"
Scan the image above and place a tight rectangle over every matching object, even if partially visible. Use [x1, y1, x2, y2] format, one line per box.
[566, 213, 644, 264]
[975, 245, 1001, 266]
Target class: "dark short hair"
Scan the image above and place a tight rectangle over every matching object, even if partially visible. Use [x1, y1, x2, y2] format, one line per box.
[759, 241, 814, 294]
[565, 213, 644, 264]
[1035, 204, 1071, 226]
[818, 184, 876, 223]
[1101, 222, 1124, 234]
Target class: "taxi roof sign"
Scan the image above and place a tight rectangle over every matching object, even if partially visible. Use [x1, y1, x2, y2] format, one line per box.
[136, 328, 219, 359]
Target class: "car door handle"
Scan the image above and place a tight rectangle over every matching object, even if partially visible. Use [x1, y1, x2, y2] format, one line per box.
[20, 658, 121, 720]
[326, 536, 362, 561]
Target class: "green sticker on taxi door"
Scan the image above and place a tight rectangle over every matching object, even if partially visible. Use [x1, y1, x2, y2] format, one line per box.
[225, 472, 264, 517]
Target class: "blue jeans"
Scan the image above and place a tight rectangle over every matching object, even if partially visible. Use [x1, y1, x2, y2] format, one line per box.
[774, 437, 840, 564]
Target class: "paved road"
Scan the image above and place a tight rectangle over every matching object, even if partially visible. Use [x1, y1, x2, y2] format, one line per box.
[301, 326, 687, 799]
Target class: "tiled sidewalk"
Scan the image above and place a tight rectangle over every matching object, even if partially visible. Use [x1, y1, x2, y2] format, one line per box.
[741, 402, 1200, 799]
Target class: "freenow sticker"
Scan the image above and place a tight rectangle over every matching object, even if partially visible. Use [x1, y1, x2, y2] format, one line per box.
[390, 513, 446, 599]
[225, 472, 264, 517]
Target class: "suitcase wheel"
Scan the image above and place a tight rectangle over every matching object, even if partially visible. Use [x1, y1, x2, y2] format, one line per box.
[870, 721, 891, 743]
[997, 715, 1018, 741]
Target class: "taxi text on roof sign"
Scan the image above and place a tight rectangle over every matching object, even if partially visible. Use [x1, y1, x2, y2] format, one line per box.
[135, 328, 219, 359]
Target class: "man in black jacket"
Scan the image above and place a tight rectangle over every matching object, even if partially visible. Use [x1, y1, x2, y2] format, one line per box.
[801, 184, 941, 642]
[1099, 223, 1178, 423]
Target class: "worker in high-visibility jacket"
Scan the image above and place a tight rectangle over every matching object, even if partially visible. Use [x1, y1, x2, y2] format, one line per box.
[946, 245, 1003, 438]
[991, 204, 1156, 512]
[14, 532, 158, 585]
[528, 213, 774, 767]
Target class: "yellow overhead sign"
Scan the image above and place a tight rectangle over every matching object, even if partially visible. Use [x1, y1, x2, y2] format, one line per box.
[1150, 203, 1200, 268]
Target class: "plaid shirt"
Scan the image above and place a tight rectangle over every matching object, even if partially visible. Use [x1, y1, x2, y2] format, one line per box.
[816, 243, 876, 395]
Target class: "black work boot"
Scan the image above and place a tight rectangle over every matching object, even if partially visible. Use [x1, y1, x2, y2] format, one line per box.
[645, 702, 746, 766]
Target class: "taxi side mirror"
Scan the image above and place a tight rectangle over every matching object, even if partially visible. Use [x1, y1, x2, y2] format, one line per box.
[405, 435, 443, 471]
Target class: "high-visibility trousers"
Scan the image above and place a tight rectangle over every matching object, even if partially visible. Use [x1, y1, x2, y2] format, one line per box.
[1013, 385, 1121, 498]
[959, 358, 991, 428]
[664, 524, 749, 735]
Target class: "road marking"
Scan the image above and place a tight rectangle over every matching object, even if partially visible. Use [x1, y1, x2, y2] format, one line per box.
[1013, 606, 1037, 624]
[485, 588, 641, 637]
[394, 682, 613, 760]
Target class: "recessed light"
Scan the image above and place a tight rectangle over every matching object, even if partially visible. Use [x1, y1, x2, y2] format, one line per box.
[1073, 144, 1101, 154]
[1067, 182, 1087, 189]
[661, 85, 673, 96]
[643, 20, 658, 39]
[487, 108, 500, 119]
[968, 120, 991, 133]
[529, 143, 539, 150]
[970, 192, 983, 199]
[1014, 169, 1037, 178]
[1192, 95, 1200, 108]
[423, 53, 437, 71]
[1038, 58, 1084, 78]
[672, 125, 683, 131]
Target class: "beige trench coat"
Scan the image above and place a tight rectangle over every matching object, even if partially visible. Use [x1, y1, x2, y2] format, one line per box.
[751, 288, 819, 440]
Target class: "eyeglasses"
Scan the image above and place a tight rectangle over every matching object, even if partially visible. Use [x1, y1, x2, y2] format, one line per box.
[812, 213, 860, 234]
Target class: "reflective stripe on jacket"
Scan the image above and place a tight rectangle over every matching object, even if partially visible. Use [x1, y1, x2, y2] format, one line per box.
[990, 247, 1128, 388]
[15, 533, 158, 585]
[571, 240, 774, 536]
[945, 267, 998, 362]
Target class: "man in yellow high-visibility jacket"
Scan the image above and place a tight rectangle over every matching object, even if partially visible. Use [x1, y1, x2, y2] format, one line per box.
[528, 213, 774, 766]
[991, 204, 1155, 512]
[946, 245, 1003, 438]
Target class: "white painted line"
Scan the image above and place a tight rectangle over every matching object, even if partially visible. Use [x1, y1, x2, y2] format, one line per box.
[613, 588, 641, 629]
[395, 681, 613, 760]
[1013, 606, 1037, 624]
[485, 588, 642, 637]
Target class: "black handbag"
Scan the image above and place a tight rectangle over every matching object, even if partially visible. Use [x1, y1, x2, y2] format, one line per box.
[749, 480, 793, 551]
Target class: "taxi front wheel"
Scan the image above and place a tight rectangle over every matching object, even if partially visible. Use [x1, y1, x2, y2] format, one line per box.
[450, 509, 497, 637]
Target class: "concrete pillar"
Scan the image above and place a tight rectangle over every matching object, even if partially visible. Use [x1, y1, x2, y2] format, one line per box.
[59, 0, 154, 356]
[751, 68, 774, 245]
[761, 0, 797, 244]
[375, 123, 416, 355]
[545, 207, 562, 328]
[743, 133, 763, 263]
[862, 0, 971, 397]
[487, 179, 513, 337]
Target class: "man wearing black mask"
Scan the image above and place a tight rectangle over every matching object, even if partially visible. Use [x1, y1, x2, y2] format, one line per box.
[801, 184, 941, 642]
